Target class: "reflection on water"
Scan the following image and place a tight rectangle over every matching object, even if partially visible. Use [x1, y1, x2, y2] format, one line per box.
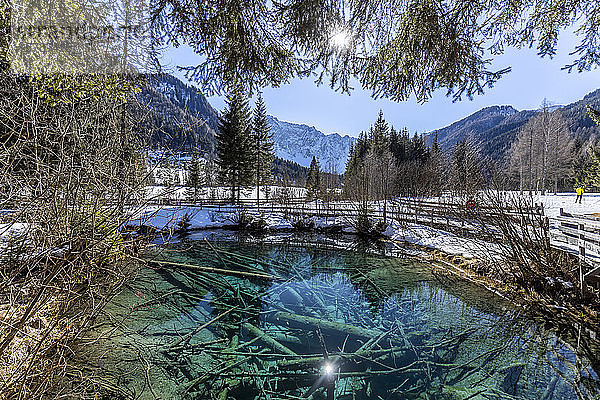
[83, 234, 600, 399]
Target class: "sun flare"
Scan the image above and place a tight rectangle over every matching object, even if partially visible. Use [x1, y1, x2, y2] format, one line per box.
[330, 30, 350, 49]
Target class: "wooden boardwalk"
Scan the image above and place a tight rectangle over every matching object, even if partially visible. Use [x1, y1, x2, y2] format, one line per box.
[550, 209, 600, 281]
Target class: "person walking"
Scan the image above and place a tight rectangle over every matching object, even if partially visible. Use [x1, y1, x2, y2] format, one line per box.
[575, 186, 584, 204]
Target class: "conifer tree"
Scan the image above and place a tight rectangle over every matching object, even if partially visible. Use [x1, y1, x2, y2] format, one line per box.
[156, 0, 600, 103]
[589, 107, 600, 125]
[586, 146, 600, 189]
[585, 107, 600, 188]
[187, 152, 204, 201]
[370, 110, 390, 156]
[306, 156, 321, 199]
[216, 87, 253, 202]
[367, 111, 393, 218]
[251, 94, 274, 207]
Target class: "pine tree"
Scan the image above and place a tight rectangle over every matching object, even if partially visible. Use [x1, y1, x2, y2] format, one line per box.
[585, 107, 600, 188]
[586, 145, 600, 189]
[306, 156, 321, 199]
[370, 110, 389, 156]
[216, 87, 253, 202]
[588, 106, 600, 125]
[157, 0, 600, 104]
[251, 94, 274, 207]
[187, 152, 204, 201]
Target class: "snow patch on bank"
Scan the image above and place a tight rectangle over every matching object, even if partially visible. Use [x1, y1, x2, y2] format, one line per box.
[381, 222, 501, 260]
[0, 223, 28, 239]
[128, 206, 234, 231]
[128, 205, 501, 261]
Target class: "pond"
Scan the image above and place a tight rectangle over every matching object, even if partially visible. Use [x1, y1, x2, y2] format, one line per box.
[81, 232, 600, 400]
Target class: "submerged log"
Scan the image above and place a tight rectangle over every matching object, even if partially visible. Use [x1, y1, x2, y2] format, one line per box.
[171, 306, 238, 348]
[277, 346, 410, 371]
[266, 311, 383, 340]
[243, 323, 298, 356]
[279, 287, 304, 306]
[148, 259, 282, 280]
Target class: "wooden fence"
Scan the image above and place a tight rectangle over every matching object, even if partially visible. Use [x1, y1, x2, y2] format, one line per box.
[149, 193, 600, 287]
[151, 196, 546, 242]
[550, 209, 600, 282]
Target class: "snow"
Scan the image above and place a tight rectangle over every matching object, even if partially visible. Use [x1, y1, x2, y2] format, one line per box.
[4, 190, 596, 264]
[529, 193, 600, 217]
[0, 222, 28, 239]
[312, 216, 346, 230]
[0, 222, 30, 260]
[130, 190, 599, 261]
[127, 205, 299, 232]
[143, 185, 307, 202]
[381, 222, 501, 260]
[127, 206, 234, 231]
[268, 115, 355, 173]
[126, 202, 500, 261]
[263, 215, 294, 230]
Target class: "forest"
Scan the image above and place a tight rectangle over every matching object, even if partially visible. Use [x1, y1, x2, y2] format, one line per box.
[340, 107, 600, 203]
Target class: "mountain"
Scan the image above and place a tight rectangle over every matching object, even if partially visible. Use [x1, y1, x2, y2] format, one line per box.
[425, 89, 600, 162]
[556, 89, 600, 144]
[139, 75, 355, 173]
[424, 105, 537, 160]
[267, 116, 356, 173]
[136, 74, 219, 153]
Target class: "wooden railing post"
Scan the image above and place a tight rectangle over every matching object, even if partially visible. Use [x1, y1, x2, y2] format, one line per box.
[579, 222, 586, 299]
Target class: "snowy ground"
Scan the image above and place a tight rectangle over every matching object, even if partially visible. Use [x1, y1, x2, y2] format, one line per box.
[128, 190, 599, 261]
[3, 191, 598, 263]
[127, 204, 501, 260]
[528, 192, 600, 217]
[0, 222, 28, 240]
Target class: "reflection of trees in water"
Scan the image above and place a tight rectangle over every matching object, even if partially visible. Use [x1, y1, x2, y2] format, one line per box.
[104, 237, 599, 399]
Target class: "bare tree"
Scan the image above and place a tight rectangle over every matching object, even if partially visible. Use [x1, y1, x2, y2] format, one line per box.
[510, 103, 572, 193]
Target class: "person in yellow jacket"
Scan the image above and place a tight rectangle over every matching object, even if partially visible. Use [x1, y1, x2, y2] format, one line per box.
[575, 186, 584, 204]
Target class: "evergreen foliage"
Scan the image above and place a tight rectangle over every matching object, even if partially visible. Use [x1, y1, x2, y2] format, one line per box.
[585, 107, 600, 188]
[136, 74, 218, 153]
[306, 156, 321, 198]
[589, 107, 600, 125]
[216, 87, 253, 202]
[345, 112, 442, 199]
[187, 152, 204, 200]
[155, 0, 600, 102]
[252, 94, 275, 204]
[586, 146, 600, 189]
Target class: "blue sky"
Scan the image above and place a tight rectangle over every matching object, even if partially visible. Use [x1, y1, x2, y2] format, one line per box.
[162, 29, 600, 138]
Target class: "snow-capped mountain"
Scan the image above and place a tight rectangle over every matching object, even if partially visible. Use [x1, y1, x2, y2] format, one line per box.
[140, 74, 356, 172]
[268, 115, 355, 173]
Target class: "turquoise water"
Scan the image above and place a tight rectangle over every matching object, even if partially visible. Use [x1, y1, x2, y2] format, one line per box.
[90, 233, 600, 399]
